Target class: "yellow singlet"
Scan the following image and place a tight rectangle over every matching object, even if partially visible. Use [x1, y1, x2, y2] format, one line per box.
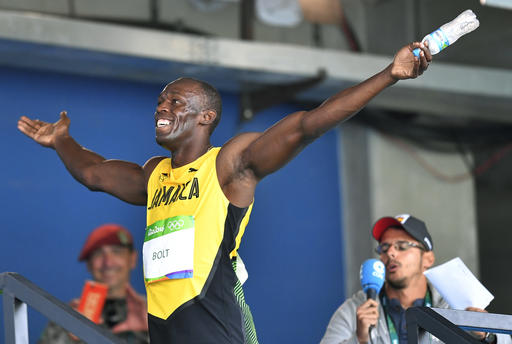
[145, 147, 255, 343]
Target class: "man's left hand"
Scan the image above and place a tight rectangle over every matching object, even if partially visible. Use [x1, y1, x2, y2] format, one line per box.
[389, 41, 432, 81]
[111, 285, 148, 333]
[465, 307, 494, 342]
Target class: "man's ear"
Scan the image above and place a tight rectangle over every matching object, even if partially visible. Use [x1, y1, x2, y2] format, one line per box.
[422, 251, 435, 271]
[200, 109, 217, 125]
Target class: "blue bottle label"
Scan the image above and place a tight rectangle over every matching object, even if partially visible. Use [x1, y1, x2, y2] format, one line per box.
[429, 28, 450, 52]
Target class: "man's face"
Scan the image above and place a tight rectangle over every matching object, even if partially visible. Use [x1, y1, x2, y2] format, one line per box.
[87, 245, 136, 294]
[379, 227, 432, 289]
[154, 79, 204, 150]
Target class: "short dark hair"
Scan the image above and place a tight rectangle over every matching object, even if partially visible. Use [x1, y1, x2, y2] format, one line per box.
[182, 78, 222, 134]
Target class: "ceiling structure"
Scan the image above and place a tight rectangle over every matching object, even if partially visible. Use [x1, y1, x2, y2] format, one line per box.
[0, 0, 510, 123]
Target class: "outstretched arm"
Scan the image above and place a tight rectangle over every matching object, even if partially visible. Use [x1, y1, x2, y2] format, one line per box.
[17, 111, 149, 205]
[218, 42, 431, 206]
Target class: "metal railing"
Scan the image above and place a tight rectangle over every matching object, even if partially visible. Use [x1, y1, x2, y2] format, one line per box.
[1, 272, 123, 344]
[406, 306, 512, 343]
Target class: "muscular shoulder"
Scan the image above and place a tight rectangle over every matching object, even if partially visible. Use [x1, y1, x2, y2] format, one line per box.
[217, 132, 261, 174]
[216, 132, 262, 207]
[219, 132, 261, 157]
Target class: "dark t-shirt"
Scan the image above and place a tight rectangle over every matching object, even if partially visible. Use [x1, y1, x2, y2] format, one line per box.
[385, 297, 425, 344]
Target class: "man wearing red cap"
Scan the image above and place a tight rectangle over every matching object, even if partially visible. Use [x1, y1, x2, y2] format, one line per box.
[320, 214, 507, 344]
[39, 224, 149, 344]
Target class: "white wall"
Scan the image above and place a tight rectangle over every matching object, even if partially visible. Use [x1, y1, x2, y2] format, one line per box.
[368, 128, 479, 274]
[340, 122, 479, 296]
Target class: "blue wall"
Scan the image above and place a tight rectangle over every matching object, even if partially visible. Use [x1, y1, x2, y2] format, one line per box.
[0, 66, 345, 343]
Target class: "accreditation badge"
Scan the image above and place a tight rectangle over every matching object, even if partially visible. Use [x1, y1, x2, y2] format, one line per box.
[143, 215, 194, 283]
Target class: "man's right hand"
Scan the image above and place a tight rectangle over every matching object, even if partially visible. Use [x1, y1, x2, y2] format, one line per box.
[17, 110, 70, 148]
[356, 299, 380, 343]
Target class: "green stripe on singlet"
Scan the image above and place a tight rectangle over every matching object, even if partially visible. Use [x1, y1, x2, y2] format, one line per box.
[232, 258, 259, 344]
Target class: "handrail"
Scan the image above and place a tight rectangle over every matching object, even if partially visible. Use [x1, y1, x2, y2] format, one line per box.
[406, 306, 512, 343]
[434, 308, 512, 335]
[1, 272, 123, 344]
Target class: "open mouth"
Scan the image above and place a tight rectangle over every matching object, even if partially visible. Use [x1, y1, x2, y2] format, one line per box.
[156, 118, 171, 128]
[387, 262, 399, 272]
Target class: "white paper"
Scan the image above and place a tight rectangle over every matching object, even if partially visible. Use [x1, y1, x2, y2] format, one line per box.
[424, 257, 494, 310]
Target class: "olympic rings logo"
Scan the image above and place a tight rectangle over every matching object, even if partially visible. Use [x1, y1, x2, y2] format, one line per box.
[167, 219, 185, 230]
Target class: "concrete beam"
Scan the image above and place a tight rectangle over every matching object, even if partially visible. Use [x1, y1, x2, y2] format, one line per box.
[0, 10, 510, 122]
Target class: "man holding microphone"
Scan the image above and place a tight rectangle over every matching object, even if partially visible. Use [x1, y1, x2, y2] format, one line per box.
[320, 214, 507, 344]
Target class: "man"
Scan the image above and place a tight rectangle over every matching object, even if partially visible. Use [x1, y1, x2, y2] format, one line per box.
[320, 214, 509, 344]
[39, 223, 149, 344]
[19, 42, 431, 343]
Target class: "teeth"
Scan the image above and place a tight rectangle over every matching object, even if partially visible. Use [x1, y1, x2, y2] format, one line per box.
[157, 119, 171, 127]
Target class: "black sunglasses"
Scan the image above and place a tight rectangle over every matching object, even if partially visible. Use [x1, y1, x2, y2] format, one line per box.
[375, 240, 425, 255]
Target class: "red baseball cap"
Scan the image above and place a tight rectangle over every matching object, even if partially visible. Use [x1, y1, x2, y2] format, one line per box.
[78, 224, 134, 261]
[372, 214, 433, 251]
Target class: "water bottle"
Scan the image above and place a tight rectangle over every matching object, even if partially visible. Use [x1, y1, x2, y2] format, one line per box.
[413, 9, 479, 57]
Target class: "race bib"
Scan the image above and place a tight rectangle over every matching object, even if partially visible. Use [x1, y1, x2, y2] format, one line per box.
[143, 215, 194, 283]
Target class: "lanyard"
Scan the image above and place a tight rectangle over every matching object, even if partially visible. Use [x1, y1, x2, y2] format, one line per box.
[383, 289, 432, 344]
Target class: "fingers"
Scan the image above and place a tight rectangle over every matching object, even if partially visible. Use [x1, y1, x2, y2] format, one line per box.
[18, 111, 67, 134]
[123, 286, 147, 319]
[410, 41, 431, 59]
[17, 116, 40, 138]
[465, 307, 488, 339]
[466, 306, 487, 313]
[405, 43, 421, 78]
[111, 322, 129, 334]
[418, 50, 429, 75]
[18, 116, 37, 128]
[357, 307, 379, 321]
[356, 301, 379, 342]
[125, 285, 145, 304]
[408, 41, 431, 76]
[410, 41, 422, 51]
[391, 41, 432, 80]
[414, 41, 432, 75]
[67, 333, 80, 342]
[358, 310, 379, 323]
[360, 299, 379, 309]
[18, 116, 45, 131]
[357, 299, 380, 325]
[69, 298, 80, 309]
[423, 40, 432, 62]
